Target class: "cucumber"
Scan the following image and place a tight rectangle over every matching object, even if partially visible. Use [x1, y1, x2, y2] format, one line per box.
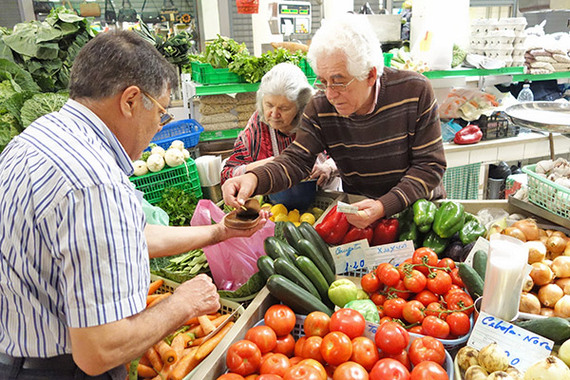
[274, 257, 321, 300]
[275, 239, 298, 263]
[266, 274, 334, 316]
[264, 236, 294, 264]
[296, 238, 336, 285]
[298, 221, 336, 274]
[514, 317, 570, 344]
[257, 255, 275, 282]
[458, 263, 484, 299]
[283, 222, 304, 251]
[295, 255, 335, 309]
[472, 250, 488, 281]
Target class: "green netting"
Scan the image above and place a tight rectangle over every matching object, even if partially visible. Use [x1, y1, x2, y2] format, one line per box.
[443, 163, 481, 200]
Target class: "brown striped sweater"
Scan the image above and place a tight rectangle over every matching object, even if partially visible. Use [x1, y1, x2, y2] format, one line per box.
[249, 67, 447, 217]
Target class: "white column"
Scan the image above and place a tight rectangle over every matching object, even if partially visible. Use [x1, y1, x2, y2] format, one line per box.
[199, 0, 221, 41]
[323, 0, 353, 20]
[252, 0, 283, 57]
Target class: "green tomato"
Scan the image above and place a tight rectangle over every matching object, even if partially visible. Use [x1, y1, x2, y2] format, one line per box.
[328, 279, 358, 308]
[356, 289, 369, 300]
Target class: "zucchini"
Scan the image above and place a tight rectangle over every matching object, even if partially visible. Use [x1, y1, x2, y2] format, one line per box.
[275, 239, 298, 263]
[514, 317, 570, 344]
[274, 257, 321, 300]
[458, 263, 484, 299]
[472, 250, 488, 281]
[297, 238, 336, 285]
[298, 221, 336, 274]
[295, 255, 335, 309]
[283, 221, 304, 251]
[264, 236, 294, 264]
[257, 255, 275, 282]
[266, 274, 334, 316]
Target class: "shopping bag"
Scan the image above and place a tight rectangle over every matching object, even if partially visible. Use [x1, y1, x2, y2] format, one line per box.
[80, 2, 101, 17]
[190, 199, 275, 291]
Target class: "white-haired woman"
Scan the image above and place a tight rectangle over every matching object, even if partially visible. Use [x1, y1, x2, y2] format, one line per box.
[221, 62, 339, 189]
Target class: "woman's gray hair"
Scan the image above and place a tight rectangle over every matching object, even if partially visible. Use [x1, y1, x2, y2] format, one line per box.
[69, 30, 178, 103]
[256, 62, 315, 128]
[307, 14, 383, 81]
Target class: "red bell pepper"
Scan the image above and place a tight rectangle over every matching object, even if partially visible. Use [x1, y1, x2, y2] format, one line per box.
[341, 225, 374, 245]
[372, 218, 400, 246]
[314, 205, 350, 245]
[454, 124, 483, 145]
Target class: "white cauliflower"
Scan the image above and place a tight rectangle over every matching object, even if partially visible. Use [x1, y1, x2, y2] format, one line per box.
[132, 160, 148, 176]
[147, 153, 165, 172]
[150, 146, 166, 157]
[169, 140, 185, 151]
[164, 148, 185, 168]
[182, 149, 190, 160]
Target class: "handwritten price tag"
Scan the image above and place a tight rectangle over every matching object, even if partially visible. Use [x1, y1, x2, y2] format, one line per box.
[366, 240, 415, 268]
[467, 311, 553, 372]
[330, 239, 370, 274]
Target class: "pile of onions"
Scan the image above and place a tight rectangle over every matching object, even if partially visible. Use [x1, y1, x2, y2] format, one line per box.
[523, 356, 570, 379]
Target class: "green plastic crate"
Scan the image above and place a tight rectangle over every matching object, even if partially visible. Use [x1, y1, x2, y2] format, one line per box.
[443, 163, 481, 200]
[130, 158, 202, 204]
[299, 58, 315, 79]
[190, 61, 245, 85]
[522, 164, 569, 220]
[383, 52, 393, 68]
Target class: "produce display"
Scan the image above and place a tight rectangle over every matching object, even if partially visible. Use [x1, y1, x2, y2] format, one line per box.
[133, 141, 192, 176]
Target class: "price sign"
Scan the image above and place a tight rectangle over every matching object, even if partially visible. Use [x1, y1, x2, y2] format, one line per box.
[366, 240, 415, 268]
[467, 311, 553, 372]
[330, 239, 370, 274]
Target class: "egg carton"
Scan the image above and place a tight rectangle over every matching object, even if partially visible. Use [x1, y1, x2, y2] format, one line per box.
[485, 48, 514, 58]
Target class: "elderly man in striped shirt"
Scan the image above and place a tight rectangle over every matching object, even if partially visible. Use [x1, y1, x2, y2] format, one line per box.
[0, 31, 267, 379]
[223, 13, 447, 228]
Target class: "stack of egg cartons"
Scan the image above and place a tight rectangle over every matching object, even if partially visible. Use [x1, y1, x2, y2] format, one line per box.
[470, 17, 527, 67]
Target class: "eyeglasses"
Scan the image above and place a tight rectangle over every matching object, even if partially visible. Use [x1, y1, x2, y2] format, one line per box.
[313, 77, 356, 92]
[142, 91, 174, 126]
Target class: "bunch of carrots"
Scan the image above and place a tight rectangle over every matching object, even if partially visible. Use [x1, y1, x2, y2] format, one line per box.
[128, 279, 235, 380]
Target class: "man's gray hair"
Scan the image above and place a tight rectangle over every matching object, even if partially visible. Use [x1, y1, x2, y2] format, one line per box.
[69, 31, 178, 102]
[256, 62, 314, 128]
[307, 13, 384, 81]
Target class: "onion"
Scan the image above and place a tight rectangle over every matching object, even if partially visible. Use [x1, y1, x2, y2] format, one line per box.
[523, 356, 570, 380]
[540, 236, 548, 245]
[456, 346, 480, 372]
[556, 278, 570, 295]
[503, 226, 527, 242]
[526, 241, 547, 264]
[520, 292, 541, 314]
[565, 241, 570, 256]
[550, 230, 568, 239]
[538, 229, 547, 238]
[552, 256, 570, 278]
[540, 307, 555, 317]
[558, 339, 570, 366]
[513, 219, 539, 241]
[506, 365, 524, 380]
[547, 236, 567, 255]
[554, 295, 570, 317]
[530, 262, 554, 286]
[464, 365, 488, 380]
[488, 372, 513, 380]
[538, 284, 564, 308]
[478, 342, 509, 373]
[523, 275, 534, 292]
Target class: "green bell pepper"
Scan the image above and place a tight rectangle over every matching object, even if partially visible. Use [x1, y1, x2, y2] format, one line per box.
[433, 201, 465, 239]
[413, 199, 437, 233]
[459, 219, 487, 245]
[422, 230, 449, 256]
[344, 299, 380, 324]
[399, 222, 418, 245]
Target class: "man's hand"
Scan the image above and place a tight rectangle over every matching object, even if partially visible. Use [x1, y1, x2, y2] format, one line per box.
[222, 172, 258, 209]
[310, 162, 333, 186]
[175, 274, 220, 317]
[345, 199, 385, 229]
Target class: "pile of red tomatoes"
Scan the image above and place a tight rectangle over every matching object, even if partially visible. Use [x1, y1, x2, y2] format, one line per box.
[217, 303, 450, 380]
[362, 248, 474, 340]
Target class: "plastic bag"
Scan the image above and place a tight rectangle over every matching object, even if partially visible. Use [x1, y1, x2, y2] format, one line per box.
[190, 199, 275, 291]
[142, 198, 169, 226]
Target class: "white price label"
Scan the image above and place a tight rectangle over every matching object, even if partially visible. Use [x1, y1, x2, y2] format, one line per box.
[330, 239, 370, 274]
[337, 201, 359, 214]
[366, 240, 415, 268]
[467, 311, 553, 372]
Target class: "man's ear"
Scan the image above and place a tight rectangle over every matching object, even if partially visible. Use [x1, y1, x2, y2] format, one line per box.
[367, 67, 378, 86]
[119, 86, 142, 118]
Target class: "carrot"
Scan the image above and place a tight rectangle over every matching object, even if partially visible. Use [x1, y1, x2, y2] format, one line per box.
[184, 313, 219, 326]
[139, 354, 151, 367]
[198, 315, 216, 335]
[147, 292, 171, 308]
[137, 363, 157, 378]
[148, 279, 164, 295]
[188, 313, 232, 338]
[167, 348, 200, 380]
[195, 321, 234, 361]
[170, 334, 187, 359]
[146, 294, 164, 306]
[151, 363, 173, 380]
[189, 336, 204, 347]
[144, 346, 163, 372]
[155, 340, 177, 365]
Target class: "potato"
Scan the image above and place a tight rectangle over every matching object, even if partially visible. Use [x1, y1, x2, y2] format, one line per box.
[478, 342, 509, 373]
[464, 365, 488, 380]
[457, 346, 480, 372]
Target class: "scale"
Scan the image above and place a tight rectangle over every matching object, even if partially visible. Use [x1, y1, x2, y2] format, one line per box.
[268, 1, 311, 37]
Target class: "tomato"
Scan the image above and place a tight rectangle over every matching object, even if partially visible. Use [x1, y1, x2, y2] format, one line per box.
[450, 267, 465, 287]
[421, 316, 450, 339]
[410, 361, 449, 380]
[294, 336, 306, 358]
[412, 248, 439, 275]
[333, 361, 369, 380]
[361, 271, 381, 293]
[289, 356, 303, 366]
[265, 305, 296, 336]
[301, 336, 324, 363]
[445, 291, 474, 316]
[408, 336, 445, 366]
[244, 375, 257, 380]
[370, 293, 386, 306]
[304, 311, 331, 338]
[379, 264, 401, 286]
[226, 340, 262, 376]
[375, 262, 391, 278]
[397, 259, 414, 280]
[351, 336, 380, 371]
[402, 300, 425, 324]
[436, 258, 455, 271]
[408, 325, 424, 334]
[403, 270, 427, 293]
[274, 334, 295, 357]
[414, 290, 439, 307]
[216, 374, 245, 380]
[389, 280, 411, 300]
[320, 331, 352, 366]
[374, 321, 409, 355]
[369, 358, 411, 380]
[258, 375, 283, 380]
[261, 352, 274, 366]
[377, 305, 385, 319]
[245, 325, 277, 354]
[297, 358, 327, 380]
[386, 349, 411, 370]
[383, 297, 407, 319]
[446, 311, 470, 336]
[260, 352, 291, 376]
[425, 302, 447, 320]
[379, 316, 393, 325]
[283, 363, 323, 380]
[329, 308, 365, 340]
[426, 270, 452, 295]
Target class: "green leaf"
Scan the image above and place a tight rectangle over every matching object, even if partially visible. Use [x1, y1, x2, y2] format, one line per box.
[0, 59, 40, 92]
[217, 272, 265, 298]
[20, 92, 68, 128]
[0, 40, 14, 62]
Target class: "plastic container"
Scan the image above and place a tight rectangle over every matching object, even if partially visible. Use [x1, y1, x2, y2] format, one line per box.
[522, 164, 570, 220]
[146, 119, 204, 151]
[191, 61, 245, 85]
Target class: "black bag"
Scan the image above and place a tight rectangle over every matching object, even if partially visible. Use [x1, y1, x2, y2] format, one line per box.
[118, 0, 138, 23]
[141, 0, 162, 24]
[105, 0, 117, 23]
[33, 1, 54, 14]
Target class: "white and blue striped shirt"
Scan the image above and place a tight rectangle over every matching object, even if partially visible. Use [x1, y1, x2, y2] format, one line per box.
[0, 99, 149, 357]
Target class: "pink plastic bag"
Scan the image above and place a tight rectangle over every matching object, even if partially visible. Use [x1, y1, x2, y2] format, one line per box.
[190, 199, 275, 291]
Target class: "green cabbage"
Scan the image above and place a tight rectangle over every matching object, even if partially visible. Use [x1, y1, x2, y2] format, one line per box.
[20, 92, 68, 128]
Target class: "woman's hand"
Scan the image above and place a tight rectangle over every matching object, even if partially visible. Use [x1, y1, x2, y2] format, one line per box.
[345, 199, 385, 229]
[220, 209, 271, 240]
